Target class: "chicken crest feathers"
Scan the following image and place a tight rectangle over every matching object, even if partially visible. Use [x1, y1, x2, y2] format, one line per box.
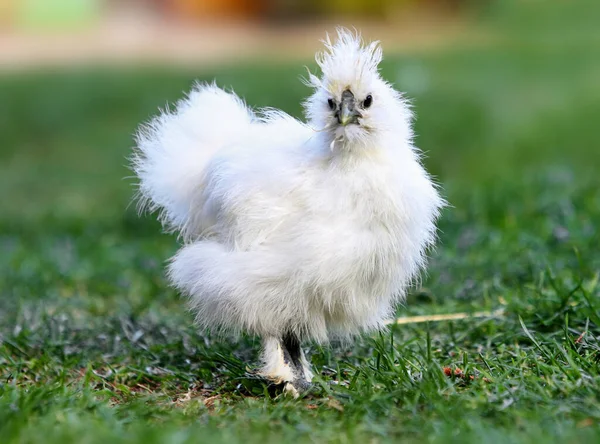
[307, 28, 383, 89]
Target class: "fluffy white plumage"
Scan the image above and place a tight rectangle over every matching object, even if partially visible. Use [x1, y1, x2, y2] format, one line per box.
[133, 29, 444, 392]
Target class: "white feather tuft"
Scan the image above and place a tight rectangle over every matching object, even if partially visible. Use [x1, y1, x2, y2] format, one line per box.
[132, 83, 254, 240]
[315, 28, 383, 92]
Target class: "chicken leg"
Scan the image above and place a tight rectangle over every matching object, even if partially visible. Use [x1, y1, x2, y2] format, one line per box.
[259, 334, 313, 397]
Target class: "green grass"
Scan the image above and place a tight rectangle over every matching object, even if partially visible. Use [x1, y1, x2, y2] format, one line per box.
[1, 2, 600, 442]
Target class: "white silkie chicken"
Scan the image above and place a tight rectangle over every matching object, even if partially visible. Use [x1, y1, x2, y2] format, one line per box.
[132, 29, 444, 395]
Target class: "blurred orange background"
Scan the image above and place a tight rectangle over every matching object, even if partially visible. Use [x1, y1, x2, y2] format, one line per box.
[0, 0, 464, 70]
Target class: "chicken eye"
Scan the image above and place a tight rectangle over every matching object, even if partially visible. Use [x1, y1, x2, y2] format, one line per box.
[327, 98, 336, 110]
[363, 94, 373, 108]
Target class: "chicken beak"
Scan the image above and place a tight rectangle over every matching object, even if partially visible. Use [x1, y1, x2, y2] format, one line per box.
[339, 103, 355, 126]
[337, 90, 360, 126]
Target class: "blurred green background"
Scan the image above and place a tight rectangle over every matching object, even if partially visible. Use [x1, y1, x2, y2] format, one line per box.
[1, 0, 600, 443]
[2, 0, 598, 226]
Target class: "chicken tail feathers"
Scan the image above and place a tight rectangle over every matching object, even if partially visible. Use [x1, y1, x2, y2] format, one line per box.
[131, 83, 254, 235]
